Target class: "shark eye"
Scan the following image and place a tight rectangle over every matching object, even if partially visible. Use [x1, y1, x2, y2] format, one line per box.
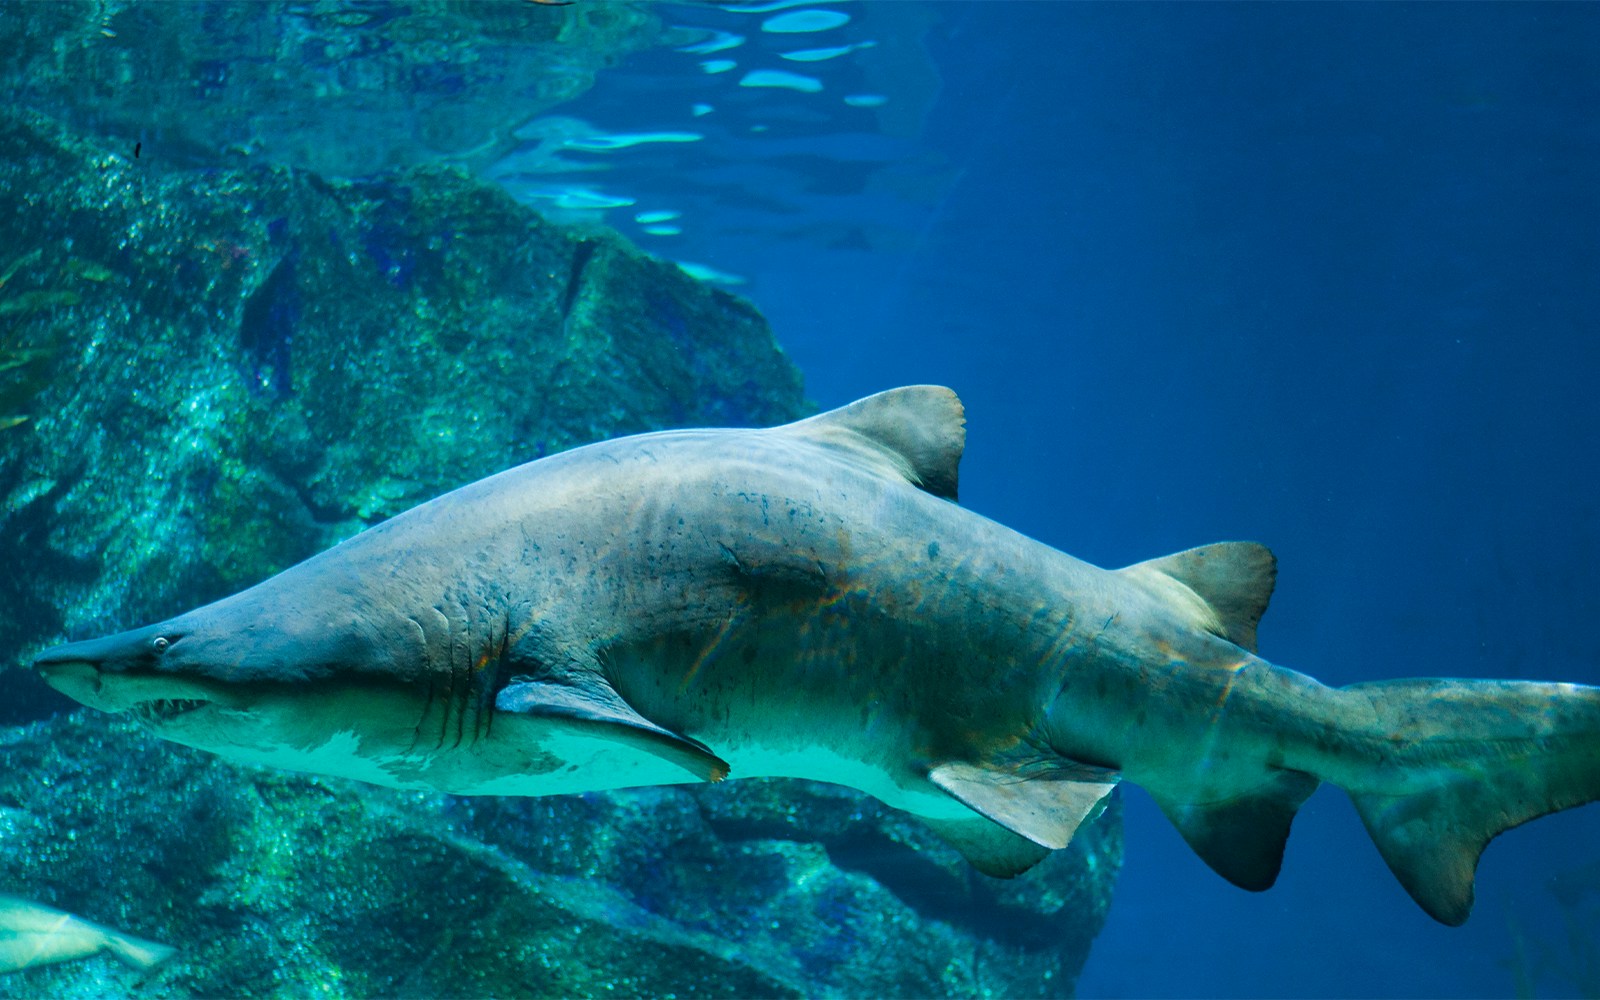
[152, 636, 170, 654]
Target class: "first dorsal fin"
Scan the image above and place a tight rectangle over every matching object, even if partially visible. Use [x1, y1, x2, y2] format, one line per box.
[1120, 542, 1277, 652]
[778, 386, 965, 501]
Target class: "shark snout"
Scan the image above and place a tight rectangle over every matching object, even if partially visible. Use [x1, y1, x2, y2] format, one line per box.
[32, 657, 105, 706]
[35, 624, 174, 698]
[34, 624, 224, 716]
[34, 624, 172, 674]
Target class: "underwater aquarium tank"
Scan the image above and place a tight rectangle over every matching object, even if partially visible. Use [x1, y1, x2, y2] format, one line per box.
[2, 2, 1598, 998]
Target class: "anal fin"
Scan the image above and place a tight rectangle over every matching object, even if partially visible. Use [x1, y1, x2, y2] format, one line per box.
[929, 759, 1119, 851]
[496, 678, 730, 783]
[1152, 768, 1320, 891]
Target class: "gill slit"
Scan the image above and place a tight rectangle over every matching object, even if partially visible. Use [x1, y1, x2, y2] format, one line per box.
[452, 606, 471, 750]
[406, 615, 433, 753]
[435, 604, 456, 750]
[485, 610, 511, 739]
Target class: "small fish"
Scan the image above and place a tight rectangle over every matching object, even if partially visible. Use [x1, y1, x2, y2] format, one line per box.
[0, 895, 175, 975]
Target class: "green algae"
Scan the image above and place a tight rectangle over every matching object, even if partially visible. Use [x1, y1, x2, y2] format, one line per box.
[0, 107, 805, 651]
[0, 1, 665, 179]
[0, 248, 88, 433]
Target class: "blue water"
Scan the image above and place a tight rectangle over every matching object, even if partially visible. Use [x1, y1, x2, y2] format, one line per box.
[13, 1, 1600, 994]
[571, 3, 1600, 995]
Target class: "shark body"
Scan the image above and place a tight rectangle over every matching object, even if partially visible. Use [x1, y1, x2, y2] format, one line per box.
[34, 386, 1600, 924]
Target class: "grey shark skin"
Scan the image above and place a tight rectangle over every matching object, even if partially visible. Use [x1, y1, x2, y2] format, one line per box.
[33, 386, 1600, 925]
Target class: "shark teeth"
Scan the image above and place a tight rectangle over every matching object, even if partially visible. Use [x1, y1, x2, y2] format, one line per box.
[130, 698, 209, 724]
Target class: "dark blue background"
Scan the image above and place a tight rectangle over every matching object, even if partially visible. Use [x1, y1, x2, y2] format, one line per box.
[711, 4, 1600, 996]
[13, 2, 1596, 994]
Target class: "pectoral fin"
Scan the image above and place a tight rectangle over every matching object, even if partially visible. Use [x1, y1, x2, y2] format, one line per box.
[496, 679, 730, 783]
[929, 759, 1120, 851]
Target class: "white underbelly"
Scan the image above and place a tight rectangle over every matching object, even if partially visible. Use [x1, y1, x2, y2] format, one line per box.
[722, 741, 967, 820]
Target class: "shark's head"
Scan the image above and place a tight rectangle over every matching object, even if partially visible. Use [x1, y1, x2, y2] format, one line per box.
[28, 459, 734, 799]
[31, 563, 466, 790]
[33, 618, 238, 725]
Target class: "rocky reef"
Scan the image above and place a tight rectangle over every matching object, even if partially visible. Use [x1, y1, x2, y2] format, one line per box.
[0, 107, 1121, 997]
[0, 2, 663, 177]
[0, 713, 1119, 998]
[0, 107, 802, 706]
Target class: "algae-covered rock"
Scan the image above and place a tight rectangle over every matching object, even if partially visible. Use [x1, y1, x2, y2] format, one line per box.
[0, 108, 1122, 997]
[0, 107, 803, 680]
[0, 2, 662, 177]
[0, 712, 1120, 999]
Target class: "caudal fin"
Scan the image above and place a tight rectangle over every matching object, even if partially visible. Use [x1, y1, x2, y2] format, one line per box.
[1337, 677, 1600, 925]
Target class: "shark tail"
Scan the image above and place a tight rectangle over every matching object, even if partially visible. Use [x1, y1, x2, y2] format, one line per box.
[1119, 541, 1600, 925]
[1331, 677, 1600, 925]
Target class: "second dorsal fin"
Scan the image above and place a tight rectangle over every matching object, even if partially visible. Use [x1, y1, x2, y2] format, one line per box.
[777, 386, 965, 501]
[1120, 542, 1278, 653]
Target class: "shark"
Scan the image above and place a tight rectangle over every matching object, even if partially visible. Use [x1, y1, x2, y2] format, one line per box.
[33, 385, 1600, 925]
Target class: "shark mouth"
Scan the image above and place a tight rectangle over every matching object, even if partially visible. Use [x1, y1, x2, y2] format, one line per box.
[130, 698, 211, 724]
